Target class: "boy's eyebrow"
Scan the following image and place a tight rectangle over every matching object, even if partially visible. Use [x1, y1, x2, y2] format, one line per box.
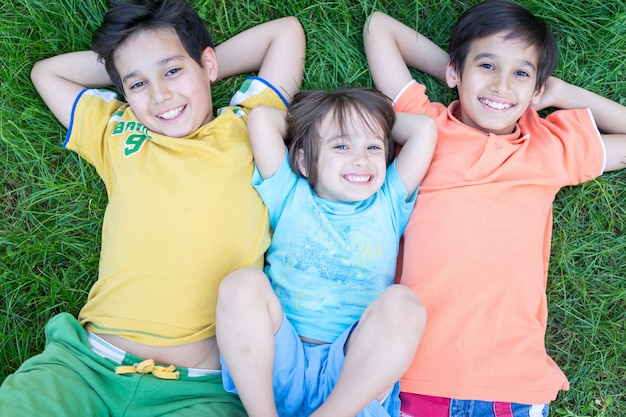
[473, 52, 537, 71]
[121, 55, 185, 84]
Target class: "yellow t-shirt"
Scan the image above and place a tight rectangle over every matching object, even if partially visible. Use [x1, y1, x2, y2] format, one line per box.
[66, 78, 286, 346]
[394, 81, 605, 404]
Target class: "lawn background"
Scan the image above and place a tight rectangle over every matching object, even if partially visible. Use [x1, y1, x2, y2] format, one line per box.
[0, 0, 624, 415]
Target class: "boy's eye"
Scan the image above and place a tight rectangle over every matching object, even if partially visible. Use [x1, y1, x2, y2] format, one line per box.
[166, 68, 181, 76]
[514, 70, 529, 77]
[479, 63, 495, 70]
[129, 81, 146, 90]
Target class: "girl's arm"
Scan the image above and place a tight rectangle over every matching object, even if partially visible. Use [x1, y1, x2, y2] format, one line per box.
[393, 113, 438, 195]
[247, 106, 288, 179]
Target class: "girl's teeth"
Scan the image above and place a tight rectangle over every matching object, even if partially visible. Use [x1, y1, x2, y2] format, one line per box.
[346, 175, 370, 183]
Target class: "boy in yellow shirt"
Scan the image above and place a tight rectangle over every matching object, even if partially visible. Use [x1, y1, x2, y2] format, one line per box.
[0, 1, 304, 415]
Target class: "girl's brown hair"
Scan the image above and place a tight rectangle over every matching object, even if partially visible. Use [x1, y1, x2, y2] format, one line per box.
[286, 87, 396, 187]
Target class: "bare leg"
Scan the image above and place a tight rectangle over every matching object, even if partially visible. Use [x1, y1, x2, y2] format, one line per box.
[215, 268, 284, 417]
[311, 284, 426, 417]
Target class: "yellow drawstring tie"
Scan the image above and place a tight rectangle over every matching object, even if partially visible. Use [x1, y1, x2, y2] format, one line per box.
[115, 359, 180, 380]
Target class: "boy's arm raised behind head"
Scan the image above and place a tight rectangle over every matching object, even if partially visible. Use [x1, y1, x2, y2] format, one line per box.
[534, 77, 626, 172]
[215, 17, 305, 103]
[392, 113, 437, 196]
[364, 11, 448, 101]
[31, 51, 112, 129]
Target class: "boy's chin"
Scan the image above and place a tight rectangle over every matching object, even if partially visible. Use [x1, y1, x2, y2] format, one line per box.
[154, 123, 199, 138]
[469, 119, 517, 136]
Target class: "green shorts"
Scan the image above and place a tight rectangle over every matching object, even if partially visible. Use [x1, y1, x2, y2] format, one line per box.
[0, 313, 246, 417]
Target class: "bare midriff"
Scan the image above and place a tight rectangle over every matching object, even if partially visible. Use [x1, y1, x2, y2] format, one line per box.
[98, 333, 221, 369]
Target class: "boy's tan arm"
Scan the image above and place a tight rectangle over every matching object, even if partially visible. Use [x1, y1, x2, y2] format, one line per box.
[31, 51, 112, 129]
[215, 16, 305, 103]
[536, 77, 626, 172]
[363, 11, 449, 101]
[393, 113, 438, 196]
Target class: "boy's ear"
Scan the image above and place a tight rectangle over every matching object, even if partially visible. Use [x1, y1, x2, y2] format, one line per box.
[445, 63, 459, 88]
[296, 148, 308, 177]
[530, 84, 546, 105]
[202, 47, 218, 82]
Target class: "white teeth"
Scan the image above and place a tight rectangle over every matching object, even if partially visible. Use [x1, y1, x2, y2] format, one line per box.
[345, 175, 370, 183]
[481, 98, 512, 110]
[159, 106, 184, 120]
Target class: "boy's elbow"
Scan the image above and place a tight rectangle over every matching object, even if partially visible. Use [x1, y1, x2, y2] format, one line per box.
[282, 15, 302, 29]
[363, 11, 386, 39]
[30, 58, 57, 98]
[30, 59, 46, 89]
[280, 16, 305, 41]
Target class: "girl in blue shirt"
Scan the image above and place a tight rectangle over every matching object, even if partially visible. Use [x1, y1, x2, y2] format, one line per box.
[217, 87, 437, 417]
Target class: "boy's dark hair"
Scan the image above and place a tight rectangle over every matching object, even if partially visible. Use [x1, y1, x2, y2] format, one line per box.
[92, 0, 214, 93]
[286, 87, 396, 188]
[448, 0, 558, 90]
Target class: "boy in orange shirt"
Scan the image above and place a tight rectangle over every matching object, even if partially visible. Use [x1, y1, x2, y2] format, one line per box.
[364, 0, 626, 416]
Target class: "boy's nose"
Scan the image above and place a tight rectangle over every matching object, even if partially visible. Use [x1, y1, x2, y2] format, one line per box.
[491, 73, 511, 93]
[151, 80, 172, 104]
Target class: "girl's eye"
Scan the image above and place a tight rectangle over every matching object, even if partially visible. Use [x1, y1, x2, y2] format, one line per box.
[368, 145, 383, 151]
[479, 63, 494, 70]
[166, 68, 181, 76]
[335, 144, 348, 150]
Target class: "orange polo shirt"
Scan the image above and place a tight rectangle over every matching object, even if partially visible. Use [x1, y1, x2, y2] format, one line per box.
[395, 81, 605, 404]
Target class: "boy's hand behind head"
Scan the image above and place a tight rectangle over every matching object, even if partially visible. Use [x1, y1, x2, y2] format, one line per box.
[31, 0, 218, 135]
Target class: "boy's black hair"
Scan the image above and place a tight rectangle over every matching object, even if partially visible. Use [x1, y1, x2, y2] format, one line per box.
[92, 0, 214, 93]
[286, 87, 396, 188]
[448, 0, 558, 90]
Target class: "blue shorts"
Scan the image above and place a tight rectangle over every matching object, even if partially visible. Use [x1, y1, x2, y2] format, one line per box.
[221, 314, 400, 417]
[400, 392, 549, 417]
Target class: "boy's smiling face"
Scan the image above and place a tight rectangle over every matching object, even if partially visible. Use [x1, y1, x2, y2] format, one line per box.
[114, 27, 217, 138]
[446, 32, 544, 135]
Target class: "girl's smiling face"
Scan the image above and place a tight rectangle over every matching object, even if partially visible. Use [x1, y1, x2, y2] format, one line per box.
[114, 27, 217, 138]
[446, 32, 544, 135]
[299, 109, 388, 202]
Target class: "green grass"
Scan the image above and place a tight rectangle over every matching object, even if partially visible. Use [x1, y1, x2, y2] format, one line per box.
[1, 0, 624, 415]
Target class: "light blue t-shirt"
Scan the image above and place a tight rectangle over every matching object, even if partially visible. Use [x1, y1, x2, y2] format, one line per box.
[253, 156, 417, 343]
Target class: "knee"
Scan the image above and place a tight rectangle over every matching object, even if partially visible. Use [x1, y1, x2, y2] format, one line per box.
[217, 268, 268, 308]
[378, 285, 426, 335]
